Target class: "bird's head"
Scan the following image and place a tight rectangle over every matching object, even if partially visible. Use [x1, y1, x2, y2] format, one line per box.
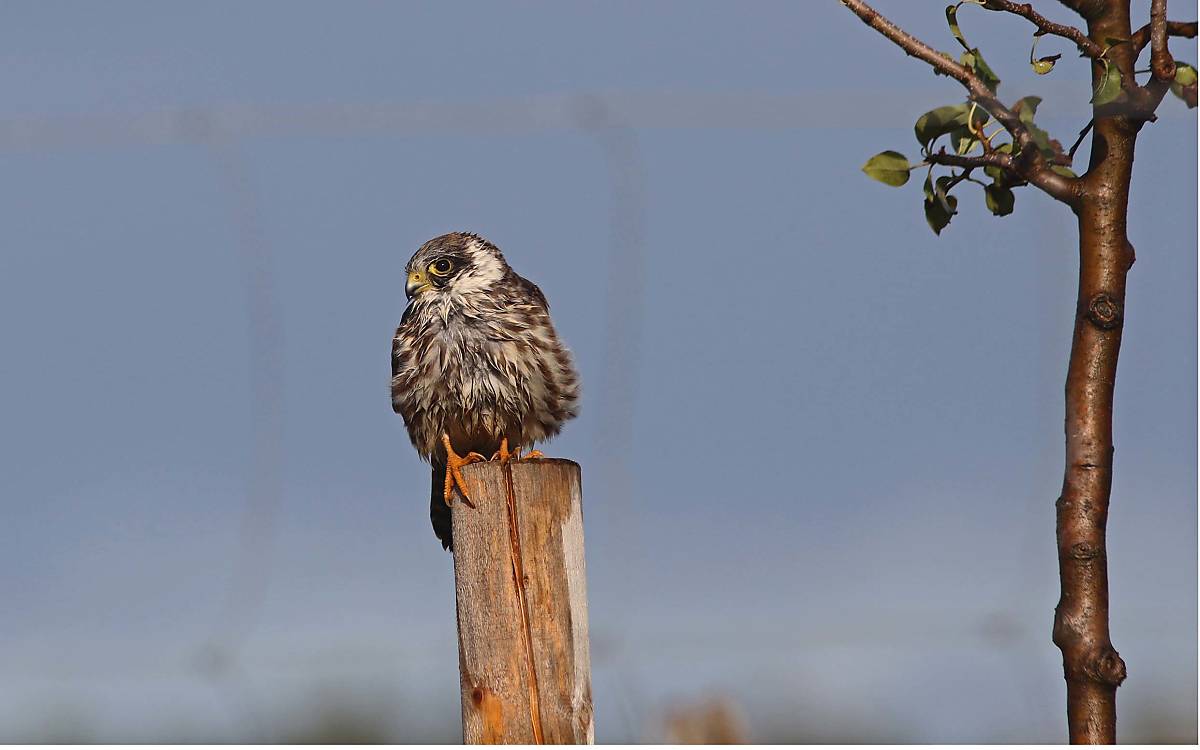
[404, 232, 508, 301]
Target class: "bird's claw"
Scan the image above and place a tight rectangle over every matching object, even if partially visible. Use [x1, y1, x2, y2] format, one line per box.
[442, 434, 484, 508]
[490, 437, 512, 464]
[490, 438, 545, 464]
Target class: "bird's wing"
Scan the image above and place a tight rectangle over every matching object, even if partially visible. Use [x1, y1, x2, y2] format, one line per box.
[391, 324, 405, 415]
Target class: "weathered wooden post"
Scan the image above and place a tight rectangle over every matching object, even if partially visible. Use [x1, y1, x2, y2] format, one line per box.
[451, 458, 594, 744]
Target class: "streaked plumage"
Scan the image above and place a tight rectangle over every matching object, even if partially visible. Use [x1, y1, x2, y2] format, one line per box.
[391, 232, 580, 550]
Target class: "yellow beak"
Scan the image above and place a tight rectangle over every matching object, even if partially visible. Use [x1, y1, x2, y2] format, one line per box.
[406, 270, 432, 299]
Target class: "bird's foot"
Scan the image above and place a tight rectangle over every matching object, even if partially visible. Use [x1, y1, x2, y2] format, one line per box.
[491, 438, 545, 464]
[442, 434, 485, 508]
[491, 437, 513, 464]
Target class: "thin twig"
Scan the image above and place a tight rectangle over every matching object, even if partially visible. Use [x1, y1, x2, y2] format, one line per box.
[1067, 119, 1093, 161]
[840, 0, 1079, 204]
[966, 101, 994, 152]
[982, 0, 1103, 57]
[1149, 0, 1177, 81]
[927, 150, 1012, 171]
[1132, 19, 1197, 53]
[840, 0, 976, 88]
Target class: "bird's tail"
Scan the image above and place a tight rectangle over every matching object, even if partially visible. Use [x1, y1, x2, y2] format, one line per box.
[430, 460, 453, 551]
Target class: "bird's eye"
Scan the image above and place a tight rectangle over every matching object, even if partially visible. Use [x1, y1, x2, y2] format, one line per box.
[430, 258, 453, 276]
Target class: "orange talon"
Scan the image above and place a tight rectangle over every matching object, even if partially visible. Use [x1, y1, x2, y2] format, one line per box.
[442, 433, 484, 507]
[491, 437, 514, 464]
[488, 438, 546, 465]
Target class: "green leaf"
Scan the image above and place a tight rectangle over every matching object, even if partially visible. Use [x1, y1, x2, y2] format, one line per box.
[861, 150, 913, 186]
[945, 0, 985, 50]
[1175, 61, 1198, 87]
[1051, 165, 1078, 178]
[1031, 56, 1060, 74]
[923, 172, 958, 235]
[1092, 61, 1122, 105]
[950, 126, 978, 155]
[946, 4, 970, 50]
[1010, 97, 1067, 162]
[914, 104, 979, 150]
[1171, 62, 1198, 107]
[1013, 96, 1041, 124]
[1028, 32, 1061, 75]
[984, 184, 1015, 216]
[912, 102, 988, 150]
[1028, 122, 1060, 158]
[924, 192, 958, 235]
[935, 175, 957, 202]
[961, 48, 1001, 92]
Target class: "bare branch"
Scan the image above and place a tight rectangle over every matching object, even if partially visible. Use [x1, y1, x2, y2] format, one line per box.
[1067, 119, 1093, 161]
[840, 0, 1013, 125]
[1150, 0, 1178, 80]
[982, 0, 1103, 57]
[1132, 19, 1197, 53]
[988, 2, 1146, 106]
[1140, 75, 1175, 117]
[841, 0, 973, 86]
[1013, 154, 1079, 203]
[841, 0, 1081, 205]
[926, 150, 1011, 171]
[840, 0, 1002, 120]
[1119, 6, 1194, 121]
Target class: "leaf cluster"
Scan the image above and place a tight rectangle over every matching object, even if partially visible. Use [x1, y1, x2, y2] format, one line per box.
[860, 3, 1196, 235]
[863, 95, 1074, 233]
[860, 2, 1074, 234]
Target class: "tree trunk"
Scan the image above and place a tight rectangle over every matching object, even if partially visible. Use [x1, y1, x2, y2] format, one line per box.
[1053, 3, 1140, 743]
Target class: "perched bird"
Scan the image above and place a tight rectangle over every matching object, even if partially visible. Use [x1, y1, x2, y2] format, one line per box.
[391, 232, 580, 551]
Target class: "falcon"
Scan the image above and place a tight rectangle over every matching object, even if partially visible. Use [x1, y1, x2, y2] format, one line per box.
[391, 232, 580, 551]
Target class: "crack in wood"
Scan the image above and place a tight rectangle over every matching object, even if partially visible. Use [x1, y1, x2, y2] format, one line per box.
[503, 463, 545, 744]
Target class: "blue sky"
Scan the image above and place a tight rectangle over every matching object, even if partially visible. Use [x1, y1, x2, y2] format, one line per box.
[0, 1, 1194, 742]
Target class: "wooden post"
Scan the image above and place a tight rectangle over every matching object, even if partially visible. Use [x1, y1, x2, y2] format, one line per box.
[451, 458, 594, 744]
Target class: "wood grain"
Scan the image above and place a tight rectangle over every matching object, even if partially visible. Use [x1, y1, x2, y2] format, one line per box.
[452, 459, 593, 744]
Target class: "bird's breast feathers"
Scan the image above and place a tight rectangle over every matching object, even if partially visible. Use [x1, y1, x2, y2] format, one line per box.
[392, 297, 577, 458]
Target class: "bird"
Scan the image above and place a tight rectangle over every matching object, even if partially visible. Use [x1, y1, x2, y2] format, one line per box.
[390, 232, 580, 551]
